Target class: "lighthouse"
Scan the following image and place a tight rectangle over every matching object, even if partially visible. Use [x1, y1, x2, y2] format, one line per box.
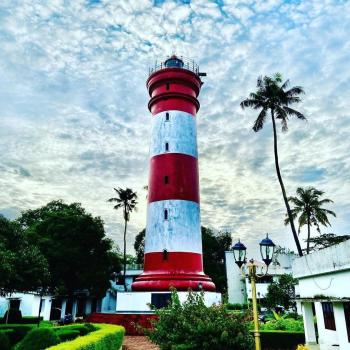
[132, 56, 216, 292]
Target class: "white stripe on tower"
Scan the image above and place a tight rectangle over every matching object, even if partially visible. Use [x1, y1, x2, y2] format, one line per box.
[150, 110, 197, 158]
[144, 200, 202, 254]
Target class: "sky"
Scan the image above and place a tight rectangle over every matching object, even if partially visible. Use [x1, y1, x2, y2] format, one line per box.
[0, 0, 349, 258]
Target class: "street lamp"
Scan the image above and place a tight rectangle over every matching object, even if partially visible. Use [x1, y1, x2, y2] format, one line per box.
[231, 234, 276, 350]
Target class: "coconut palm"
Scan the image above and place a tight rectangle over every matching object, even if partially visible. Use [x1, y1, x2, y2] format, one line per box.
[241, 73, 306, 256]
[285, 187, 336, 254]
[108, 188, 138, 291]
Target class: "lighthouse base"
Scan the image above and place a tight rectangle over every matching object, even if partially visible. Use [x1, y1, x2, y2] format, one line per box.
[116, 291, 222, 313]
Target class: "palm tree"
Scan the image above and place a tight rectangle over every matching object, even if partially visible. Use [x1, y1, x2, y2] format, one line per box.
[108, 188, 138, 291]
[285, 187, 336, 254]
[240, 73, 306, 256]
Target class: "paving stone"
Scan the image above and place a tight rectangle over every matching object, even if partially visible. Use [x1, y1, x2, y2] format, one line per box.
[122, 336, 160, 350]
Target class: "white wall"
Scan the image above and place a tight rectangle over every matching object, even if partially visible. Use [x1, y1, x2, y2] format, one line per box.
[225, 251, 245, 304]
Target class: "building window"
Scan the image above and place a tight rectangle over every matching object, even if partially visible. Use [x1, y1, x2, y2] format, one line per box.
[163, 249, 168, 261]
[165, 142, 169, 152]
[322, 302, 336, 330]
[344, 303, 350, 342]
[164, 175, 169, 184]
[164, 209, 168, 220]
[166, 83, 170, 90]
[165, 112, 170, 121]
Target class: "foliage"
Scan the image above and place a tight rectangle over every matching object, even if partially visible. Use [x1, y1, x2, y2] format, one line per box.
[55, 329, 80, 342]
[286, 187, 336, 253]
[296, 345, 309, 350]
[226, 303, 248, 310]
[46, 324, 125, 350]
[0, 324, 34, 344]
[18, 200, 122, 297]
[15, 327, 60, 350]
[258, 330, 305, 350]
[134, 228, 145, 264]
[259, 318, 304, 332]
[108, 187, 138, 291]
[147, 290, 253, 350]
[0, 331, 11, 350]
[240, 73, 306, 257]
[0, 215, 49, 296]
[264, 274, 297, 310]
[307, 233, 350, 251]
[133, 226, 232, 293]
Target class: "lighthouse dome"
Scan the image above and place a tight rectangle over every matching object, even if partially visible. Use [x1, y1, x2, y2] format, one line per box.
[164, 55, 184, 68]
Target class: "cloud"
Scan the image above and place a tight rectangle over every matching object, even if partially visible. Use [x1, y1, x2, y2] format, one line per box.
[0, 0, 349, 257]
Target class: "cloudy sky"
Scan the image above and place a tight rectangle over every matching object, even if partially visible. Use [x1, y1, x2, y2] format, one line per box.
[0, 0, 349, 258]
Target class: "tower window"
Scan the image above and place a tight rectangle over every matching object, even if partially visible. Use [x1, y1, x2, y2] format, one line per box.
[165, 112, 170, 121]
[164, 209, 168, 220]
[163, 249, 168, 261]
[166, 83, 170, 91]
[165, 142, 169, 151]
[164, 175, 169, 184]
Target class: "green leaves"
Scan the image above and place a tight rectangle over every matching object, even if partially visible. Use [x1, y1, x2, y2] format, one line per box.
[148, 290, 253, 350]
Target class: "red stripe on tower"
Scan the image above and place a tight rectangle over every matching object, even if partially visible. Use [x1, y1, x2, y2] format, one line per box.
[132, 55, 215, 292]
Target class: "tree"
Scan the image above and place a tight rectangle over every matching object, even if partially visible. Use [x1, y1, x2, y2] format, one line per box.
[148, 290, 253, 350]
[0, 215, 49, 297]
[108, 188, 138, 291]
[285, 187, 336, 254]
[241, 73, 306, 256]
[18, 200, 121, 298]
[133, 226, 232, 293]
[134, 228, 145, 264]
[264, 274, 297, 310]
[307, 233, 350, 252]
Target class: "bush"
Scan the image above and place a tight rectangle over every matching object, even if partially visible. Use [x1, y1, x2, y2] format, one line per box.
[3, 308, 22, 323]
[258, 330, 305, 350]
[46, 324, 125, 350]
[260, 318, 304, 332]
[21, 316, 43, 324]
[55, 324, 95, 336]
[226, 303, 248, 310]
[148, 291, 254, 350]
[56, 329, 80, 342]
[0, 331, 11, 350]
[15, 327, 60, 350]
[0, 324, 34, 344]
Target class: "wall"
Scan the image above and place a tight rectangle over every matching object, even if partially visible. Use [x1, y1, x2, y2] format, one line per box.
[225, 251, 245, 304]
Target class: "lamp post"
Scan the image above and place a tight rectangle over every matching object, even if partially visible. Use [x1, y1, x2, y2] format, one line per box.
[232, 234, 276, 350]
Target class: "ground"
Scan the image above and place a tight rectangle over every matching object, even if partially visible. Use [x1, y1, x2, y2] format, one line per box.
[122, 336, 160, 350]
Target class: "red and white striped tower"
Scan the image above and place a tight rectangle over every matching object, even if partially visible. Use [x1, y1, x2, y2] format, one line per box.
[132, 56, 215, 292]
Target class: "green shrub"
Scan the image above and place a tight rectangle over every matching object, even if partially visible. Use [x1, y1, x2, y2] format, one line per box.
[0, 330, 11, 350]
[56, 329, 80, 342]
[226, 303, 248, 310]
[21, 316, 43, 324]
[148, 291, 254, 350]
[0, 324, 34, 344]
[15, 327, 60, 350]
[257, 330, 305, 350]
[259, 318, 304, 332]
[55, 324, 94, 336]
[3, 308, 22, 323]
[46, 324, 125, 350]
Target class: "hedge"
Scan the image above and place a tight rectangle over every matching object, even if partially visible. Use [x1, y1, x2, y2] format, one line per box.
[0, 324, 34, 344]
[55, 329, 81, 342]
[15, 327, 60, 350]
[256, 330, 305, 350]
[0, 330, 11, 350]
[46, 324, 125, 350]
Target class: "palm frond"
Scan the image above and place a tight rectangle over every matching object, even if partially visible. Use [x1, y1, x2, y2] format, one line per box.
[252, 108, 268, 132]
[285, 86, 305, 97]
[283, 106, 306, 120]
[240, 98, 264, 110]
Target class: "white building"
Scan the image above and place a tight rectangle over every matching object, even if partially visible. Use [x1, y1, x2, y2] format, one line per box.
[225, 250, 296, 304]
[293, 240, 350, 350]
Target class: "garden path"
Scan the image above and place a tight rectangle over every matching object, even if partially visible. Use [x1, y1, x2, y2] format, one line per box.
[122, 336, 160, 350]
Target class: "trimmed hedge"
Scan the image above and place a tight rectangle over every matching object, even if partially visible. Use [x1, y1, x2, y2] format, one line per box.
[46, 324, 125, 350]
[0, 324, 34, 344]
[257, 330, 305, 350]
[0, 331, 11, 350]
[56, 329, 80, 342]
[15, 327, 60, 350]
